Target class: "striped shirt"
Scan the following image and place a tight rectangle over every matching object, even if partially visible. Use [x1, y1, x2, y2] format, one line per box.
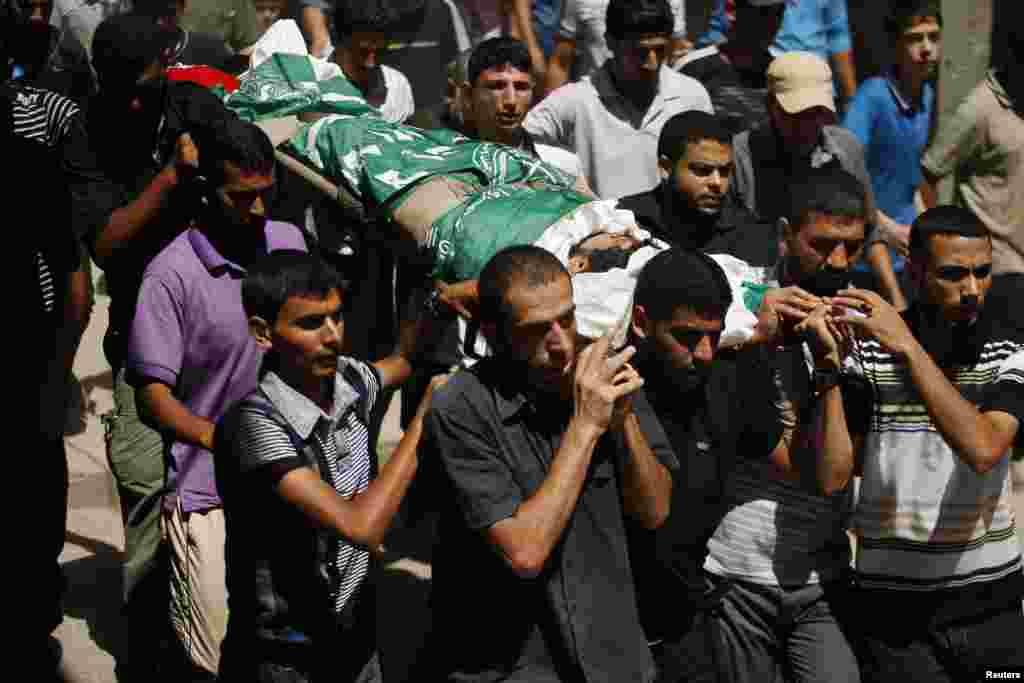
[10, 85, 80, 314]
[846, 323, 1024, 592]
[704, 298, 853, 587]
[234, 358, 381, 615]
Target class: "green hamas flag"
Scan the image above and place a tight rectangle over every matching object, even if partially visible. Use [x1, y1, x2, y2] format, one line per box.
[429, 184, 592, 282]
[223, 53, 377, 121]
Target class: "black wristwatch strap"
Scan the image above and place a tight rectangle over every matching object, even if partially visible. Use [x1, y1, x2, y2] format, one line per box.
[812, 366, 842, 397]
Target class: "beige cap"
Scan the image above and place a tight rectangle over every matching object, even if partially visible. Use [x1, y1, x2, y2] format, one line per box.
[767, 51, 835, 114]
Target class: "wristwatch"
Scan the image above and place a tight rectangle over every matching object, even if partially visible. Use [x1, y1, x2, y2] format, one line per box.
[422, 286, 449, 319]
[811, 366, 842, 397]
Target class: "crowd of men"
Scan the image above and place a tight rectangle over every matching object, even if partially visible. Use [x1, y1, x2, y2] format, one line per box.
[15, 0, 1024, 681]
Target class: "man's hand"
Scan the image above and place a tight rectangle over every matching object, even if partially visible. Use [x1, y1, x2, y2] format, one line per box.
[828, 288, 916, 356]
[794, 303, 848, 370]
[170, 132, 200, 182]
[762, 286, 821, 321]
[437, 279, 479, 320]
[414, 373, 452, 422]
[669, 38, 694, 68]
[573, 334, 644, 436]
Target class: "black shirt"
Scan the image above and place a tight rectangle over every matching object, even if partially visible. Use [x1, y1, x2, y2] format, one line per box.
[378, 0, 459, 120]
[681, 46, 771, 136]
[617, 184, 779, 268]
[424, 358, 677, 683]
[629, 351, 782, 641]
[84, 80, 238, 368]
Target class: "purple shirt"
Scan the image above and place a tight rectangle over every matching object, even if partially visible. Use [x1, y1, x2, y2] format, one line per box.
[127, 221, 306, 513]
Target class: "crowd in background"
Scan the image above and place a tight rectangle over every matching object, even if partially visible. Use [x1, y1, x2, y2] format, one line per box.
[12, 0, 1024, 681]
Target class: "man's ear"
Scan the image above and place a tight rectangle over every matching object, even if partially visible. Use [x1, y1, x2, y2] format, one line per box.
[479, 319, 499, 349]
[459, 81, 475, 118]
[249, 315, 273, 351]
[631, 304, 652, 340]
[658, 155, 673, 183]
[907, 250, 926, 291]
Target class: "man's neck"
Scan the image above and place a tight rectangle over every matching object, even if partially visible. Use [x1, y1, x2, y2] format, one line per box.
[609, 62, 658, 111]
[894, 66, 926, 106]
[662, 183, 719, 245]
[199, 222, 265, 268]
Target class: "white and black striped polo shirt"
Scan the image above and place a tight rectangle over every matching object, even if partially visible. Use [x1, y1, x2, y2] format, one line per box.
[234, 357, 382, 614]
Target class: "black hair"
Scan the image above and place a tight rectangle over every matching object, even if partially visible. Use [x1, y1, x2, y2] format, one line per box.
[657, 111, 733, 165]
[91, 14, 177, 88]
[568, 234, 652, 273]
[605, 0, 673, 40]
[242, 250, 347, 325]
[132, 0, 177, 19]
[333, 0, 422, 42]
[909, 205, 989, 258]
[468, 36, 532, 87]
[884, 0, 942, 38]
[193, 117, 276, 188]
[786, 166, 868, 228]
[634, 248, 733, 321]
[478, 245, 568, 329]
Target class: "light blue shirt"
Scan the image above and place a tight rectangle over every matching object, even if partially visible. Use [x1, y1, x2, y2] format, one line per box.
[697, 0, 852, 59]
[843, 75, 935, 271]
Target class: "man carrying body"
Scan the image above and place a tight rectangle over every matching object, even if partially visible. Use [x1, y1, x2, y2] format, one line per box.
[619, 110, 777, 268]
[424, 245, 676, 682]
[126, 119, 307, 679]
[626, 248, 785, 682]
[697, 166, 867, 683]
[85, 13, 243, 677]
[524, 0, 711, 199]
[729, 50, 905, 309]
[810, 206, 1024, 682]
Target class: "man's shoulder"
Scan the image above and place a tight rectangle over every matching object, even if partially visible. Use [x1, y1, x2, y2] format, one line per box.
[143, 230, 200, 275]
[430, 364, 495, 416]
[265, 220, 307, 250]
[617, 187, 664, 229]
[660, 67, 712, 101]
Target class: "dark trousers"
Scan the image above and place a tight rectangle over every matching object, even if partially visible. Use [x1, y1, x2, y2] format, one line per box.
[853, 597, 1024, 683]
[38, 436, 69, 638]
[652, 580, 729, 683]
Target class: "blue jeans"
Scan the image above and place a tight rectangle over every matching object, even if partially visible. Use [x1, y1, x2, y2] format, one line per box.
[705, 574, 860, 683]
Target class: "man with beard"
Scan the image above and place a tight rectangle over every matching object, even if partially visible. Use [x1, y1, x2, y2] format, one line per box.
[619, 110, 778, 268]
[729, 51, 907, 310]
[920, 22, 1024, 331]
[625, 248, 785, 682]
[126, 118, 306, 680]
[694, 165, 866, 683]
[83, 12, 241, 679]
[810, 206, 1024, 681]
[423, 245, 676, 682]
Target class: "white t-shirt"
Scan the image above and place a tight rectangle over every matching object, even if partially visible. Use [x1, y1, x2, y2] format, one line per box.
[525, 63, 712, 199]
[558, 0, 687, 80]
[374, 65, 416, 124]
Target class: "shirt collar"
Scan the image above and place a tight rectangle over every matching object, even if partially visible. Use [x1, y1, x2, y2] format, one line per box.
[885, 69, 932, 113]
[591, 61, 679, 106]
[988, 69, 1016, 111]
[258, 359, 362, 440]
[188, 227, 248, 275]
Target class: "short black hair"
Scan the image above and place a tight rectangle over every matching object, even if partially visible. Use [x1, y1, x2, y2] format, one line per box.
[884, 0, 942, 38]
[334, 0, 419, 42]
[909, 205, 989, 258]
[478, 245, 569, 329]
[468, 37, 532, 87]
[193, 117, 276, 187]
[786, 166, 868, 228]
[657, 111, 733, 165]
[91, 14, 177, 88]
[132, 0, 177, 20]
[242, 250, 347, 325]
[634, 248, 733, 321]
[606, 0, 674, 41]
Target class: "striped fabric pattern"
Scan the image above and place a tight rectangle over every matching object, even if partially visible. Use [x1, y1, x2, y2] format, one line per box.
[235, 359, 381, 615]
[10, 85, 80, 315]
[848, 338, 1024, 591]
